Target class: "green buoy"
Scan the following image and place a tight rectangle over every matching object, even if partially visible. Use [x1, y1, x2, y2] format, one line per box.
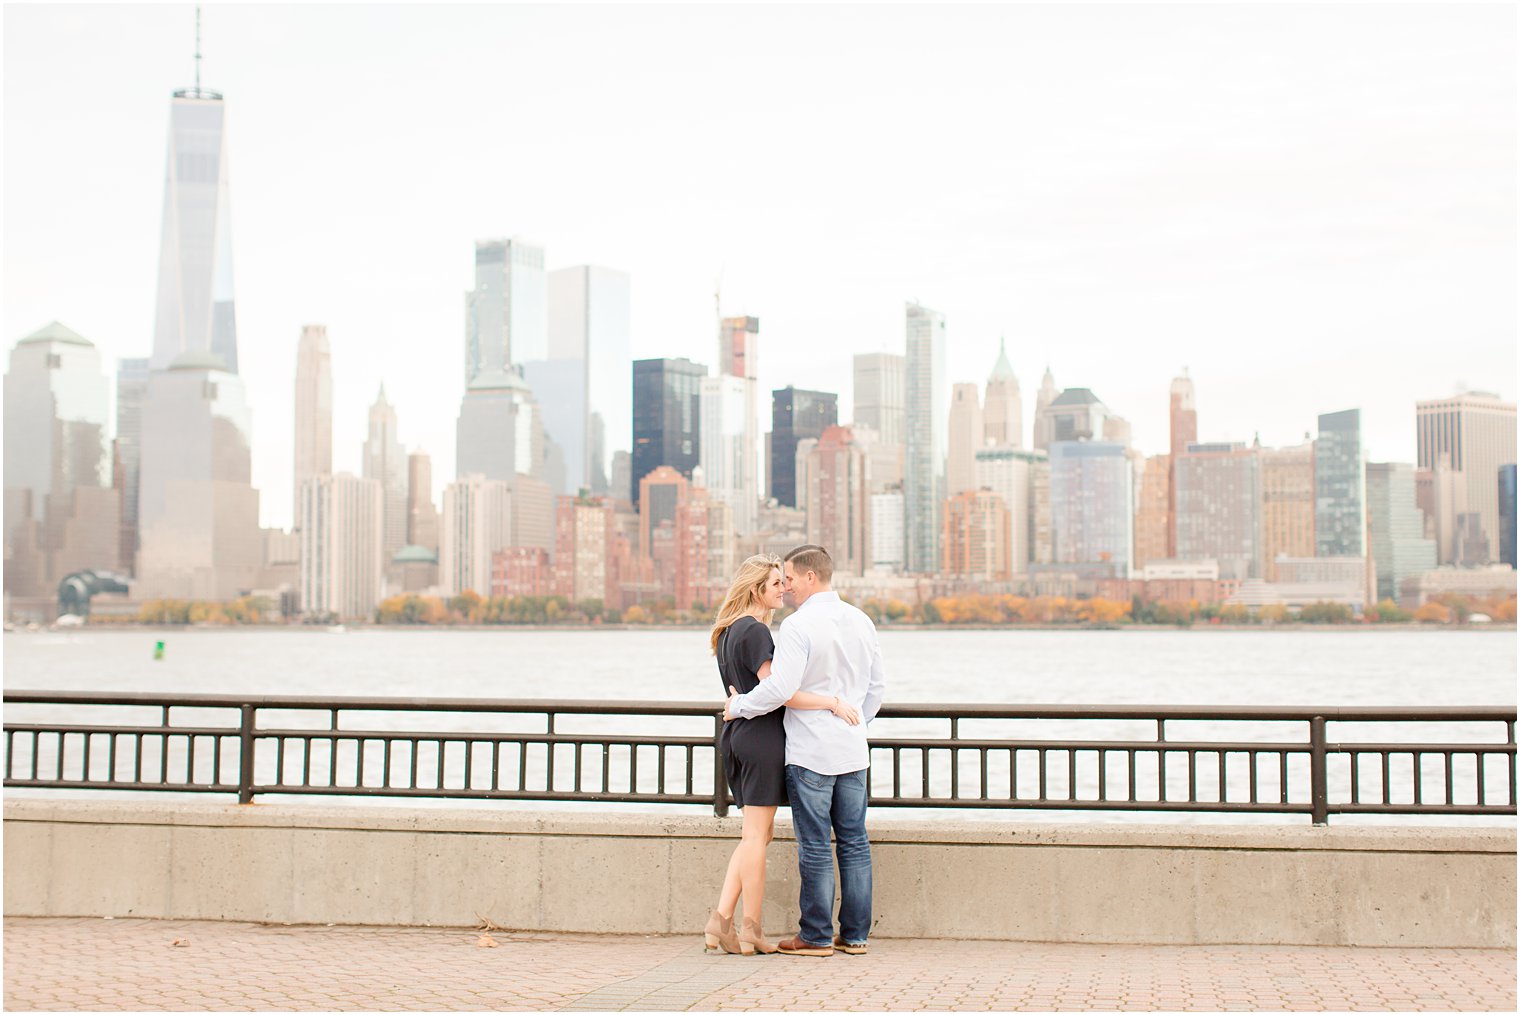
[153, 640, 165, 660]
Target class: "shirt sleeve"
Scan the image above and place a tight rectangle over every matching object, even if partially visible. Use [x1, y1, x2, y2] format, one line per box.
[730, 616, 807, 718]
[735, 620, 774, 677]
[862, 620, 886, 724]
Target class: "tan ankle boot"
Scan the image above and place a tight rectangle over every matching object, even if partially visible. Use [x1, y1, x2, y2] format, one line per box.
[704, 910, 741, 954]
[739, 917, 777, 955]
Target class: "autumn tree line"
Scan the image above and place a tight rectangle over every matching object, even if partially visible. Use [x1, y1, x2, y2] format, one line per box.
[109, 590, 1517, 627]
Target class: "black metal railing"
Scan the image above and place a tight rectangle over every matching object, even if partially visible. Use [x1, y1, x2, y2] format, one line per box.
[3, 691, 1514, 824]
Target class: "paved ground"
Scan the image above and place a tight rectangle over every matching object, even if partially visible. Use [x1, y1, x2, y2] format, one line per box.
[4, 917, 1515, 1012]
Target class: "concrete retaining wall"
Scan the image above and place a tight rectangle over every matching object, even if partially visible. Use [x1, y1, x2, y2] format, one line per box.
[5, 799, 1513, 947]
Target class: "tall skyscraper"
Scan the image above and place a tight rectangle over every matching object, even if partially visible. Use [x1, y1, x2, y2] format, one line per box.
[1366, 462, 1437, 602]
[114, 357, 150, 575]
[466, 238, 546, 383]
[700, 315, 760, 535]
[297, 473, 383, 620]
[943, 489, 1011, 582]
[770, 386, 838, 508]
[975, 446, 1045, 576]
[1415, 391, 1517, 565]
[1499, 464, 1516, 568]
[1167, 371, 1198, 558]
[853, 352, 906, 447]
[150, 51, 238, 374]
[1315, 408, 1366, 557]
[1031, 367, 1057, 451]
[407, 451, 440, 551]
[1049, 440, 1132, 574]
[1041, 388, 1109, 445]
[1132, 454, 1170, 570]
[1259, 441, 1316, 581]
[631, 358, 705, 507]
[4, 323, 114, 597]
[363, 387, 408, 562]
[946, 383, 983, 497]
[545, 265, 631, 493]
[1175, 442, 1261, 580]
[456, 368, 541, 484]
[983, 338, 1022, 449]
[292, 325, 332, 522]
[440, 473, 512, 596]
[134, 352, 261, 600]
[904, 302, 947, 573]
[803, 426, 870, 577]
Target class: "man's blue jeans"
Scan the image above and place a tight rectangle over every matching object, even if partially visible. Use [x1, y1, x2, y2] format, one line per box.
[784, 764, 872, 947]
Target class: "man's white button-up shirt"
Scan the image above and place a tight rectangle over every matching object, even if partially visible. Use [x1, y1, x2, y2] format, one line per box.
[727, 590, 887, 775]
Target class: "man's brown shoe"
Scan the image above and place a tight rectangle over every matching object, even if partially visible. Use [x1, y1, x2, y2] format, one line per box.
[833, 936, 868, 955]
[776, 935, 834, 957]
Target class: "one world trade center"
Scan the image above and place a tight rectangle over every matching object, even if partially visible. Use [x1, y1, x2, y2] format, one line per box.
[149, 42, 238, 373]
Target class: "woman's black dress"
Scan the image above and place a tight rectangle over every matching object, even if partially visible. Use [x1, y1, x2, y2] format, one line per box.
[717, 615, 787, 807]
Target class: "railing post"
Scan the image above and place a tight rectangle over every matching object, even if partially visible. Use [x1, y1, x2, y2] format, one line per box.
[712, 713, 729, 818]
[1309, 715, 1328, 825]
[237, 704, 257, 804]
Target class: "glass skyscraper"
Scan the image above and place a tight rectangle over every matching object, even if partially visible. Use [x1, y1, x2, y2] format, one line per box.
[631, 358, 705, 508]
[1366, 462, 1437, 601]
[544, 265, 631, 495]
[150, 88, 239, 373]
[903, 302, 946, 573]
[1049, 440, 1133, 575]
[770, 386, 838, 509]
[1315, 408, 1366, 557]
[467, 238, 546, 383]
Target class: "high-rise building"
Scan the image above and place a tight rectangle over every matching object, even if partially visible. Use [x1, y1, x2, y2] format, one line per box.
[632, 358, 705, 507]
[1030, 457, 1053, 565]
[440, 473, 512, 596]
[296, 473, 383, 620]
[1366, 462, 1438, 602]
[1499, 464, 1516, 568]
[904, 302, 947, 573]
[974, 446, 1045, 576]
[406, 451, 439, 551]
[1048, 440, 1132, 575]
[293, 325, 332, 523]
[553, 495, 614, 605]
[363, 387, 408, 562]
[466, 238, 546, 383]
[1315, 409, 1366, 557]
[1167, 371, 1198, 558]
[510, 473, 555, 556]
[850, 425, 904, 494]
[983, 339, 1022, 450]
[456, 368, 541, 483]
[770, 386, 838, 508]
[853, 352, 906, 447]
[544, 265, 631, 494]
[1133, 454, 1170, 571]
[150, 73, 239, 374]
[718, 315, 760, 382]
[1259, 442, 1316, 581]
[946, 383, 983, 497]
[700, 374, 759, 536]
[1174, 442, 1261, 581]
[1042, 388, 1109, 444]
[1416, 392, 1517, 565]
[869, 491, 905, 573]
[804, 426, 870, 577]
[114, 357, 150, 575]
[944, 489, 1011, 582]
[1031, 367, 1058, 451]
[134, 352, 261, 600]
[3, 323, 114, 597]
[638, 465, 690, 559]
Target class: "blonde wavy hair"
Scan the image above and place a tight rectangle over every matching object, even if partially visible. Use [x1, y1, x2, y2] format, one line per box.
[709, 554, 783, 654]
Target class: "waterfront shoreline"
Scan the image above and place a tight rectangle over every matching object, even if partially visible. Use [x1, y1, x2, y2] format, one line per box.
[8, 622, 1514, 634]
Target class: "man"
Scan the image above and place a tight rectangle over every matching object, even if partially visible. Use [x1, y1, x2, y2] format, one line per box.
[724, 544, 886, 957]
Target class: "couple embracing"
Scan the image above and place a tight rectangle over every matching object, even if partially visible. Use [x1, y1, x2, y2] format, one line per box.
[703, 544, 886, 957]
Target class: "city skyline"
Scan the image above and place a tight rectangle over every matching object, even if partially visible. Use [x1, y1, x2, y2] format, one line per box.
[3, 4, 1514, 530]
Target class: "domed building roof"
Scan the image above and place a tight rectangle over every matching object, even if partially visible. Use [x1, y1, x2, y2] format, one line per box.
[18, 321, 92, 347]
[392, 544, 439, 564]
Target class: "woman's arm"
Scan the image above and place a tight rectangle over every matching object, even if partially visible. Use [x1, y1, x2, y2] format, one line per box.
[756, 662, 861, 724]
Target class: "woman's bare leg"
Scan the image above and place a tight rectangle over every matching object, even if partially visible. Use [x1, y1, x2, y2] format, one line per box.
[716, 805, 777, 921]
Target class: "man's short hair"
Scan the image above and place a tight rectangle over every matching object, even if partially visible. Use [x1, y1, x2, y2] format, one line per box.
[784, 544, 834, 584]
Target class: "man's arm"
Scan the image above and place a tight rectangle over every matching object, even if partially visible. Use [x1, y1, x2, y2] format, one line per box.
[862, 625, 886, 724]
[727, 620, 807, 719]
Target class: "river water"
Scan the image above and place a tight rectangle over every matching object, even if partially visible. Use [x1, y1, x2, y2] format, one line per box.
[4, 627, 1514, 825]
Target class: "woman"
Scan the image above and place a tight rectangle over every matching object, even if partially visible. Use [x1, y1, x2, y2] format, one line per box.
[704, 554, 860, 956]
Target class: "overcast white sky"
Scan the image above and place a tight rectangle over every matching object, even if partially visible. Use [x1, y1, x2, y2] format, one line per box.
[4, 2, 1515, 530]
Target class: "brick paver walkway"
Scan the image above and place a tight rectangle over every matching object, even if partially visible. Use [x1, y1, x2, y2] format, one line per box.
[4, 917, 1515, 1011]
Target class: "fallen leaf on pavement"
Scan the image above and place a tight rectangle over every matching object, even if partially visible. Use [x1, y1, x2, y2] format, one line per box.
[171, 938, 189, 947]
[476, 934, 500, 948]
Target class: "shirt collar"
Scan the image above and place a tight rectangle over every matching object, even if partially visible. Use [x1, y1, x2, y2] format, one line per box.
[799, 590, 840, 611]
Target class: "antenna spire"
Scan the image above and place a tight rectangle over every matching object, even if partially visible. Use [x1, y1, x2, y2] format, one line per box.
[194, 5, 202, 94]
